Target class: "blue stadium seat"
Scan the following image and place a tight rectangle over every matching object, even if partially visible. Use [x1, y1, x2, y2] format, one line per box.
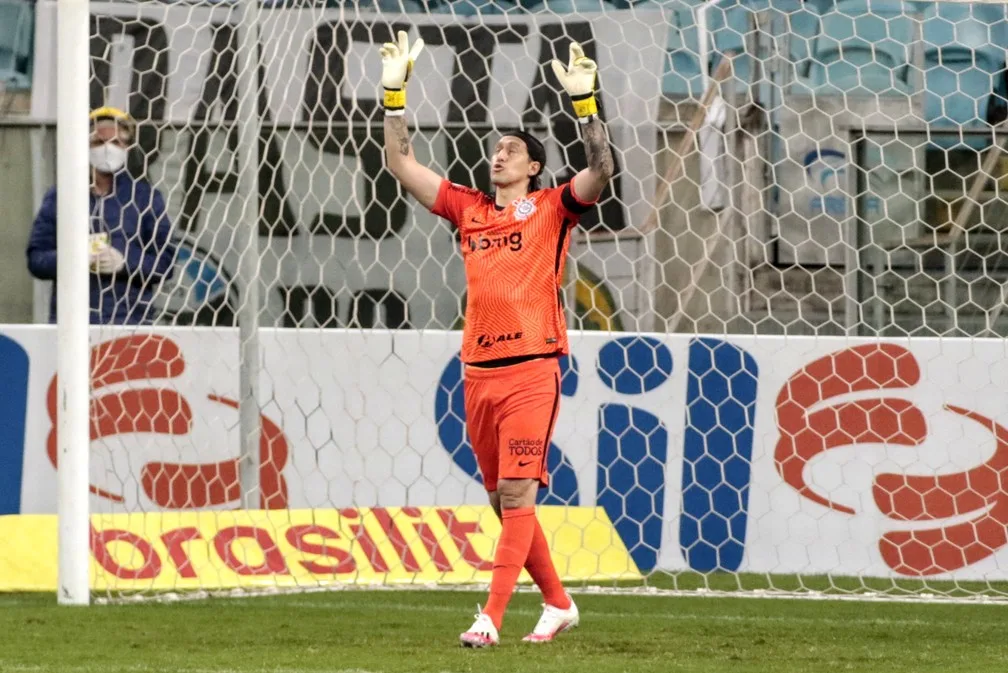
[658, 0, 704, 97]
[434, 0, 485, 13]
[0, 0, 32, 90]
[921, 2, 1006, 47]
[922, 3, 1008, 147]
[624, 0, 755, 94]
[374, 0, 439, 13]
[434, 0, 526, 13]
[709, 3, 747, 53]
[795, 0, 916, 96]
[708, 1, 754, 89]
[772, 0, 822, 68]
[536, 0, 611, 12]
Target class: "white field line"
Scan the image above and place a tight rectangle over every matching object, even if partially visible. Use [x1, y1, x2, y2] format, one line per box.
[80, 581, 1008, 608]
[6, 583, 1008, 612]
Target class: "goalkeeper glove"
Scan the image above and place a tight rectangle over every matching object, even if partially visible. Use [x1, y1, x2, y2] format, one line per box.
[551, 42, 599, 123]
[379, 30, 425, 117]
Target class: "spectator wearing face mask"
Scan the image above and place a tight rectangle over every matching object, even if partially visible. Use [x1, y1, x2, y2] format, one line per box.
[26, 107, 177, 325]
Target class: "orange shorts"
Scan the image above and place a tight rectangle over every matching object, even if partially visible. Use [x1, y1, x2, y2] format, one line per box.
[463, 356, 562, 492]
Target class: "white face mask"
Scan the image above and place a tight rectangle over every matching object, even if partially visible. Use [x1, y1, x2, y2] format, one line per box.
[89, 142, 127, 174]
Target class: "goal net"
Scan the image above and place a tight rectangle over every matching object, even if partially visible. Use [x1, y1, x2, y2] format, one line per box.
[14, 0, 1008, 602]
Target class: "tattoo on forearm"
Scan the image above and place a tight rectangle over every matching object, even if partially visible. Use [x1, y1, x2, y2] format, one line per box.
[582, 119, 614, 178]
[385, 116, 411, 157]
[397, 126, 409, 157]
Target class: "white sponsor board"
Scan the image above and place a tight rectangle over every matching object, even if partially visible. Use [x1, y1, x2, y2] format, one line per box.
[5, 325, 1008, 581]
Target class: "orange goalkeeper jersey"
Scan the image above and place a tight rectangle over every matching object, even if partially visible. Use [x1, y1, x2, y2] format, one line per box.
[431, 178, 595, 365]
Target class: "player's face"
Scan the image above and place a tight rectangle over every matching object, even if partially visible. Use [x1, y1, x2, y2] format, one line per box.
[490, 136, 540, 189]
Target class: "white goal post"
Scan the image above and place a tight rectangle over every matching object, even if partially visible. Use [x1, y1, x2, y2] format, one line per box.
[17, 0, 1008, 604]
[55, 0, 92, 606]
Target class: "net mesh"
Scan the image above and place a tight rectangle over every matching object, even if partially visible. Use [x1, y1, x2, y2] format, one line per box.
[28, 0, 1008, 599]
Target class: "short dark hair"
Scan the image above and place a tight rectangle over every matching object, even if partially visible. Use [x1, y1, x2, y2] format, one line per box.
[499, 129, 546, 192]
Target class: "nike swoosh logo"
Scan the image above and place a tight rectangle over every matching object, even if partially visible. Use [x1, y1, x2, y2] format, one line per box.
[518, 459, 534, 468]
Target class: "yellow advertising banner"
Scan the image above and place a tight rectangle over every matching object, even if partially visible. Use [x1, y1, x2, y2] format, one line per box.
[0, 506, 640, 591]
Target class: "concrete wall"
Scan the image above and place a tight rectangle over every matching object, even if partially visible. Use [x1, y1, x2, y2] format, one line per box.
[0, 109, 47, 324]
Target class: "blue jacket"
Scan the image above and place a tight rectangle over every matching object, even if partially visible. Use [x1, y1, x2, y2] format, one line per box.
[26, 173, 176, 325]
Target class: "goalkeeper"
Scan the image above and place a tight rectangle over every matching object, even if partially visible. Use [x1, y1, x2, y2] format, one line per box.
[380, 32, 614, 647]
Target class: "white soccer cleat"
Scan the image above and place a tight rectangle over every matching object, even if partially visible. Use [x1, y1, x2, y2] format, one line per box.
[522, 595, 579, 643]
[459, 606, 499, 648]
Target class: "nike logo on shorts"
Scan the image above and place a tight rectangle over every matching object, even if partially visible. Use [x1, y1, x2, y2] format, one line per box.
[518, 459, 534, 468]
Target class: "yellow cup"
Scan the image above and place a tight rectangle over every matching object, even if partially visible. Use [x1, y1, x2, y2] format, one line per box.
[89, 232, 109, 255]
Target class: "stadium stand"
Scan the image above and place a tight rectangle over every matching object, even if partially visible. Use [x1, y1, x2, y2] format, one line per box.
[794, 0, 917, 96]
[5, 0, 1008, 139]
[661, 0, 706, 97]
[921, 2, 1008, 144]
[708, 0, 754, 89]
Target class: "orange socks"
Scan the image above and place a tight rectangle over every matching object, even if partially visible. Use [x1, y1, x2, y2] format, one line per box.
[524, 518, 571, 610]
[484, 508, 571, 630]
[484, 507, 536, 630]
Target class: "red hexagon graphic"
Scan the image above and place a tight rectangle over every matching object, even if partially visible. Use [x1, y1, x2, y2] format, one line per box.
[776, 343, 1008, 576]
[46, 335, 289, 509]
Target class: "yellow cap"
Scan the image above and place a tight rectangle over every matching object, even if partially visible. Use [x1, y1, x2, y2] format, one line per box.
[89, 106, 132, 124]
[89, 106, 135, 142]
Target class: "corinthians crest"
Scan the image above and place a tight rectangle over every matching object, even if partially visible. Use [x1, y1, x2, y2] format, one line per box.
[513, 196, 537, 221]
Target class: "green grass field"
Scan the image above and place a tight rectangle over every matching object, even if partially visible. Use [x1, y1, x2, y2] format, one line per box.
[2, 589, 1008, 673]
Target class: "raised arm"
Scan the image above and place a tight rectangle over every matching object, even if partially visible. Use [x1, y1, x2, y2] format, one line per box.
[384, 114, 441, 211]
[381, 31, 442, 211]
[551, 42, 614, 203]
[572, 117, 615, 204]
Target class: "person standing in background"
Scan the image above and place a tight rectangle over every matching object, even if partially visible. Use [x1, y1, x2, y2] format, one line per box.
[26, 107, 176, 325]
